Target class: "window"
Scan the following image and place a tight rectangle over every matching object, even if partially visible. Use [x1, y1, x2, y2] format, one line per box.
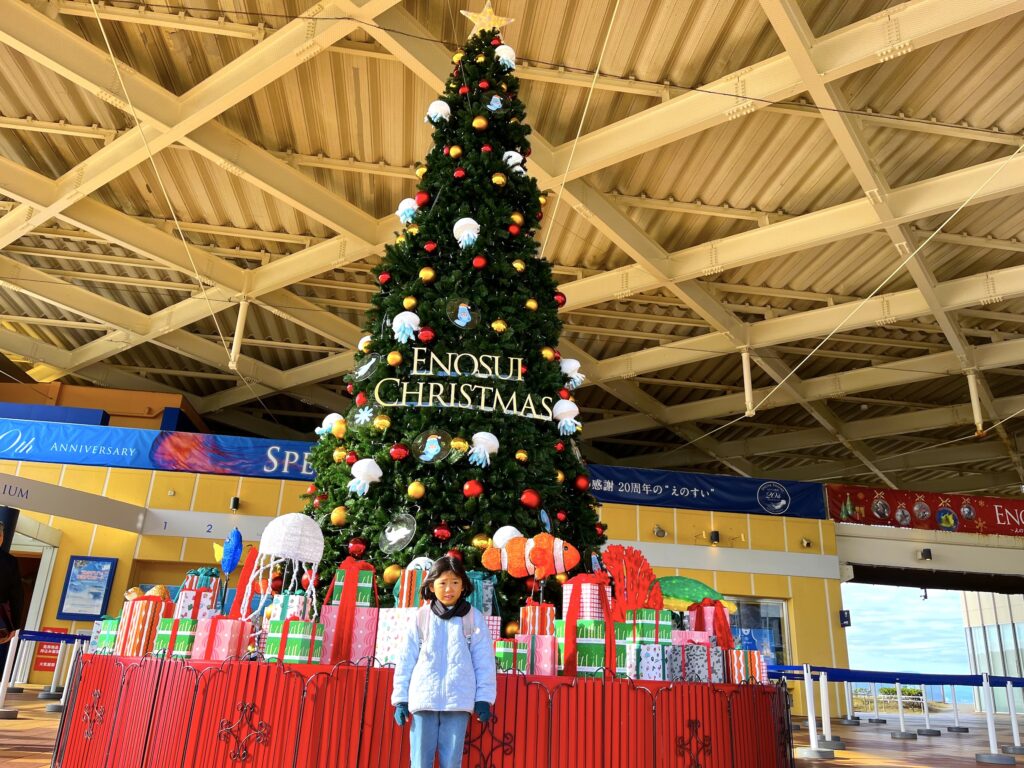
[725, 597, 789, 666]
[1000, 624, 1020, 677]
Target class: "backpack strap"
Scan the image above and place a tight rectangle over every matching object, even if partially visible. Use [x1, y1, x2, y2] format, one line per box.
[417, 604, 476, 644]
[461, 610, 475, 642]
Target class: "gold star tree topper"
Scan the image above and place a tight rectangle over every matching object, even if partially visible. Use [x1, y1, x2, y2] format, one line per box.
[461, 1, 514, 37]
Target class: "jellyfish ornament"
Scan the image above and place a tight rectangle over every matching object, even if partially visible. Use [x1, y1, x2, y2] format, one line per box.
[396, 197, 418, 225]
[467, 431, 500, 468]
[452, 217, 480, 249]
[552, 400, 582, 436]
[348, 458, 383, 496]
[392, 311, 421, 343]
[560, 358, 586, 390]
[241, 512, 325, 624]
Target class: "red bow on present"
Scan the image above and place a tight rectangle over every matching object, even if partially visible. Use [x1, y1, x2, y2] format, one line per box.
[561, 572, 614, 678]
[325, 558, 378, 662]
[688, 598, 734, 650]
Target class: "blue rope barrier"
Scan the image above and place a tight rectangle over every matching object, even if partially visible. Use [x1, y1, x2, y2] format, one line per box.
[767, 663, 1024, 688]
[19, 630, 90, 644]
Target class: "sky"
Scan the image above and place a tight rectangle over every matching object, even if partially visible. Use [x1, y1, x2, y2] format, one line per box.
[840, 583, 971, 675]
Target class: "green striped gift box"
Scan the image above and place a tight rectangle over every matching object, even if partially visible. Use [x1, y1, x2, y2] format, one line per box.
[265, 620, 323, 664]
[494, 639, 524, 672]
[95, 618, 120, 653]
[153, 618, 197, 659]
[624, 609, 673, 644]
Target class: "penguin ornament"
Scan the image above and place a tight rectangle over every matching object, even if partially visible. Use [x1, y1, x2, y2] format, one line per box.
[481, 526, 581, 579]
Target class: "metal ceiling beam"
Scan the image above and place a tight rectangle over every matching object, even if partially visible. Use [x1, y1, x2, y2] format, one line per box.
[543, 0, 1024, 182]
[204, 411, 310, 442]
[916, 472, 1022, 494]
[53, 0, 270, 40]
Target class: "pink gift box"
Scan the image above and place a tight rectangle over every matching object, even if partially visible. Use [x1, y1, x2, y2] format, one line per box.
[175, 588, 218, 621]
[321, 605, 379, 665]
[562, 581, 612, 621]
[191, 616, 250, 661]
[672, 629, 711, 646]
[514, 633, 557, 676]
[485, 615, 502, 642]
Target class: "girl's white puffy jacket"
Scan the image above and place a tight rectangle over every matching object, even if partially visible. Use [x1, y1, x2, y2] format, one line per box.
[391, 604, 497, 714]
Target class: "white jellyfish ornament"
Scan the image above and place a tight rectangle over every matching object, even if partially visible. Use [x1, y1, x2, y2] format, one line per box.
[494, 44, 516, 70]
[392, 311, 421, 343]
[348, 458, 383, 497]
[467, 431, 500, 468]
[242, 512, 324, 625]
[396, 197, 418, 225]
[316, 412, 343, 437]
[552, 400, 582, 436]
[560, 358, 586, 390]
[425, 100, 451, 124]
[452, 217, 480, 249]
[503, 150, 524, 168]
[407, 556, 435, 571]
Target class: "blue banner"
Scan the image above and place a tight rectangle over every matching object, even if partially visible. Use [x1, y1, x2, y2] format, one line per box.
[588, 464, 825, 519]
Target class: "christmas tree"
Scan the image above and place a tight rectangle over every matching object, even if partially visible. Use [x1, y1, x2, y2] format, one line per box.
[302, 13, 604, 620]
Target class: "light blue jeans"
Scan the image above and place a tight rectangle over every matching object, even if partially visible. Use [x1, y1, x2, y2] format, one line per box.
[409, 710, 470, 768]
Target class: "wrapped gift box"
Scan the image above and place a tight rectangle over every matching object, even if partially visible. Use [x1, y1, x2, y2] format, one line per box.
[153, 618, 198, 659]
[672, 629, 712, 646]
[174, 587, 218, 621]
[320, 605, 378, 665]
[265, 619, 322, 664]
[520, 600, 555, 636]
[114, 596, 174, 656]
[374, 607, 418, 666]
[726, 649, 768, 684]
[182, 567, 219, 590]
[485, 615, 502, 642]
[664, 645, 683, 682]
[514, 634, 557, 676]
[683, 643, 725, 683]
[92, 619, 119, 654]
[494, 639, 523, 672]
[686, 600, 733, 649]
[394, 570, 426, 609]
[561, 574, 612, 621]
[267, 591, 311, 623]
[555, 619, 611, 675]
[467, 571, 498, 617]
[191, 616, 251, 661]
[624, 609, 673, 644]
[329, 560, 378, 607]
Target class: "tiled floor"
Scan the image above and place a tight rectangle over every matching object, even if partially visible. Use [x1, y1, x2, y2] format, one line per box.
[1, 689, 1022, 767]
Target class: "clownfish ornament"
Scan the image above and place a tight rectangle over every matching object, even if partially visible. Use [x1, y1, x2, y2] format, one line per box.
[481, 526, 580, 579]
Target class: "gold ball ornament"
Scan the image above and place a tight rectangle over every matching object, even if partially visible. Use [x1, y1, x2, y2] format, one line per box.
[358, 337, 372, 353]
[512, 259, 526, 273]
[331, 419, 348, 439]
[387, 350, 403, 366]
[415, 165, 428, 179]
[510, 212, 525, 226]
[449, 145, 463, 159]
[395, 234, 405, 244]
[408, 481, 426, 500]
[475, 53, 486, 63]
[407, 224, 420, 235]
[471, 533, 492, 550]
[515, 450, 529, 463]
[491, 319, 508, 333]
[504, 620, 520, 638]
[541, 346, 556, 362]
[451, 436, 469, 453]
[525, 298, 538, 311]
[452, 51, 464, 63]
[472, 115, 489, 131]
[555, 469, 565, 483]
[491, 172, 507, 186]
[539, 194, 548, 206]
[383, 564, 403, 585]
[403, 296, 418, 310]
[332, 447, 346, 463]
[418, 266, 436, 283]
[373, 414, 392, 431]
[554, 573, 568, 584]
[330, 505, 347, 526]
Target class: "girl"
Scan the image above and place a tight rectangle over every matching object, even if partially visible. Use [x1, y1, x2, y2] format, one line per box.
[392, 556, 497, 768]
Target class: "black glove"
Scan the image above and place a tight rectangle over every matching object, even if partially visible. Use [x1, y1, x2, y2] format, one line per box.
[474, 701, 492, 723]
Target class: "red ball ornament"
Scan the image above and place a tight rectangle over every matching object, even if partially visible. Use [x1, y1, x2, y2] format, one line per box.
[270, 574, 283, 594]
[417, 326, 436, 344]
[355, 391, 368, 406]
[508, 224, 521, 236]
[345, 383, 355, 396]
[300, 569, 318, 590]
[595, 525, 605, 536]
[491, 36, 501, 46]
[472, 255, 487, 269]
[446, 548, 463, 562]
[481, 144, 493, 153]
[520, 488, 542, 509]
[573, 475, 590, 492]
[389, 443, 410, 461]
[305, 483, 318, 496]
[433, 521, 452, 541]
[313, 494, 326, 509]
[554, 440, 565, 452]
[443, 145, 450, 155]
[478, 80, 490, 89]
[556, 510, 568, 522]
[520, 365, 527, 376]
[424, 241, 438, 253]
[453, 167, 466, 179]
[554, 350, 562, 361]
[558, 388, 571, 399]
[463, 479, 484, 498]
[378, 271, 392, 286]
[524, 576, 538, 591]
[458, 85, 470, 95]
[536, 211, 544, 220]
[553, 291, 567, 307]
[348, 537, 368, 558]
[415, 191, 430, 206]
[345, 451, 358, 466]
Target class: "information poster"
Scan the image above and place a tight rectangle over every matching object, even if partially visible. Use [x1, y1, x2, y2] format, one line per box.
[33, 626, 67, 672]
[57, 556, 117, 621]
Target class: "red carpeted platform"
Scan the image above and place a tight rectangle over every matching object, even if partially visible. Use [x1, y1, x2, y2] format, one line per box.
[52, 654, 791, 767]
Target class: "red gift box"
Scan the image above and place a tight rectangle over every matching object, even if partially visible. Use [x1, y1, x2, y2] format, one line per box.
[191, 616, 250, 661]
[519, 599, 555, 636]
[114, 595, 174, 656]
[485, 615, 502, 642]
[560, 572, 615, 678]
[687, 598, 733, 650]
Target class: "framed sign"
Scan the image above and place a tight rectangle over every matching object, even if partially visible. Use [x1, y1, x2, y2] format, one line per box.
[56, 556, 117, 621]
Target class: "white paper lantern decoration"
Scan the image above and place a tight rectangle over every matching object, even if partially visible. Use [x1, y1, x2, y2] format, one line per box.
[452, 217, 480, 249]
[494, 44, 516, 69]
[242, 512, 324, 623]
[560, 358, 586, 390]
[392, 311, 421, 343]
[349, 458, 383, 496]
[396, 197, 418, 225]
[467, 431, 500, 467]
[425, 100, 451, 123]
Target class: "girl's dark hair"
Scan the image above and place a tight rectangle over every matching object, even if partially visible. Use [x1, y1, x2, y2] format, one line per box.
[420, 556, 474, 601]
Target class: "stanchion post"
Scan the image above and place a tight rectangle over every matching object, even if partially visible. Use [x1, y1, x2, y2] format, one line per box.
[1001, 681, 1024, 756]
[869, 681, 886, 724]
[38, 640, 68, 700]
[892, 681, 917, 740]
[817, 670, 845, 749]
[949, 684, 969, 733]
[5, 639, 27, 694]
[839, 680, 860, 725]
[46, 640, 82, 714]
[0, 629, 21, 719]
[919, 683, 941, 736]
[795, 665, 835, 759]
[976, 673, 1014, 764]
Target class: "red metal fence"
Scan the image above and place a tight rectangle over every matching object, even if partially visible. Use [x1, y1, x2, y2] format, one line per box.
[53, 654, 793, 768]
